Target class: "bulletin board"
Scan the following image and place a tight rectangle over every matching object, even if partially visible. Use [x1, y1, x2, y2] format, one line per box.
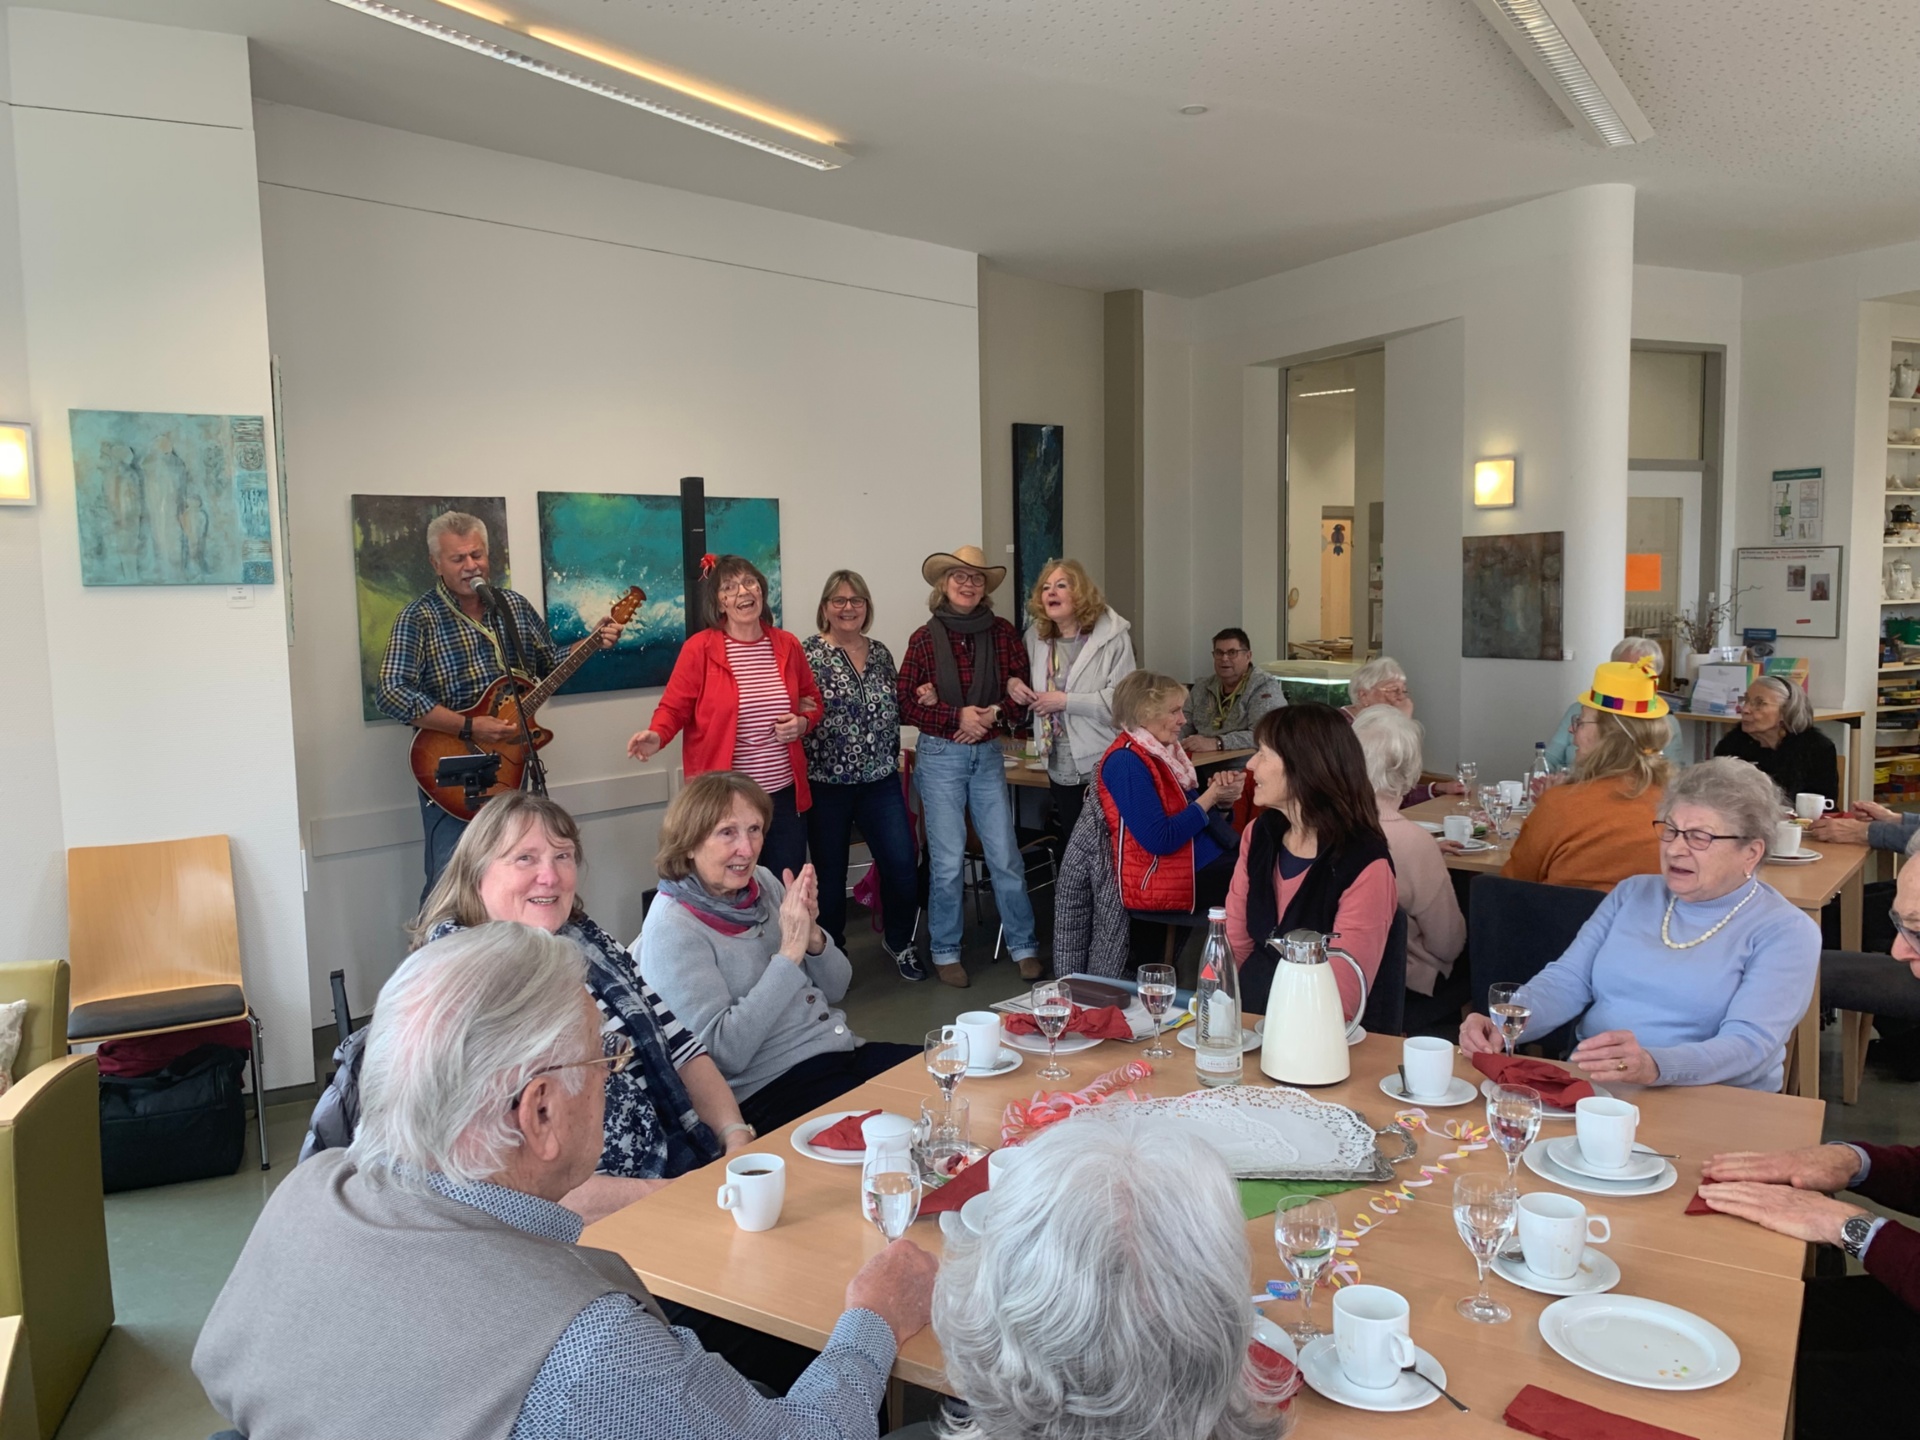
[1733, 546, 1843, 640]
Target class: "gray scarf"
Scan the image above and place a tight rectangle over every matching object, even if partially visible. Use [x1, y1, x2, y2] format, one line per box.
[927, 602, 1000, 709]
[655, 872, 779, 935]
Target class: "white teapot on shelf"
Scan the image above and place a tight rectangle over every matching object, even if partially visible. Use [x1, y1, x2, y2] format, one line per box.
[1890, 558, 1916, 602]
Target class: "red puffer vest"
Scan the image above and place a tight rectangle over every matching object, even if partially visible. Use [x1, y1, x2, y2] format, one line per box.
[1095, 735, 1196, 913]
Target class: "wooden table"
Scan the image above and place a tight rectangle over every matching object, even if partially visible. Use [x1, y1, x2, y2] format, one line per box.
[585, 1036, 1823, 1438]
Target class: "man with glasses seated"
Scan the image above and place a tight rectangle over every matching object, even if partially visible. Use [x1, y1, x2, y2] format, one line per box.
[197, 922, 938, 1440]
[1459, 758, 1819, 1091]
[1180, 627, 1285, 762]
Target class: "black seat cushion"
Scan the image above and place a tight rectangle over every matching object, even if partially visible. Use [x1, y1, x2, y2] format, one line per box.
[69, 984, 246, 1042]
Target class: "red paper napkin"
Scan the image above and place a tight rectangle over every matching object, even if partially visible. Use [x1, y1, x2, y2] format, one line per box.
[920, 1152, 992, 1214]
[1505, 1384, 1699, 1440]
[1471, 1053, 1596, 1108]
[1003, 1004, 1134, 1041]
[1684, 1190, 1712, 1215]
[1248, 1341, 1301, 1406]
[811, 1109, 881, 1151]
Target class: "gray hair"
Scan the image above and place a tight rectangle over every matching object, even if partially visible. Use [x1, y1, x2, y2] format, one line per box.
[425, 509, 488, 558]
[1659, 757, 1781, 844]
[1750, 674, 1814, 734]
[934, 1115, 1290, 1440]
[348, 922, 590, 1189]
[1612, 635, 1665, 671]
[1351, 704, 1425, 799]
[1347, 655, 1406, 704]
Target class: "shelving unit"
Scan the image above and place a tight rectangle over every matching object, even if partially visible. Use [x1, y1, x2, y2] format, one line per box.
[1876, 336, 1920, 802]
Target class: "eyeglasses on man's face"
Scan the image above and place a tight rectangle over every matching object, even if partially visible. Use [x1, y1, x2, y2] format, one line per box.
[1652, 820, 1742, 852]
[507, 1032, 634, 1112]
[1212, 647, 1248, 660]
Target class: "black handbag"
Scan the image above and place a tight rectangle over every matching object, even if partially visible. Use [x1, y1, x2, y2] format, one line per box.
[98, 1042, 249, 1193]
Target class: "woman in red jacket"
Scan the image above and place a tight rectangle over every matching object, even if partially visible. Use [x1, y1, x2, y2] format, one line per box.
[627, 555, 822, 878]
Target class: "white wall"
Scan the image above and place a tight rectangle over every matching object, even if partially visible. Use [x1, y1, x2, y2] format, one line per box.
[255, 104, 982, 1022]
[1284, 395, 1355, 643]
[5, 9, 310, 1084]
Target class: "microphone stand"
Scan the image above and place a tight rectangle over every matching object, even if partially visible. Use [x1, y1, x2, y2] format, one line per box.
[477, 581, 548, 798]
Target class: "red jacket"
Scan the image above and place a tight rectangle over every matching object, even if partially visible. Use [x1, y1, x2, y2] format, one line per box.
[647, 627, 824, 810]
[1858, 1143, 1920, 1313]
[1096, 735, 1196, 913]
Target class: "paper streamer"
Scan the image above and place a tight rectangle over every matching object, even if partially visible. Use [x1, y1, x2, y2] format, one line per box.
[1317, 1106, 1492, 1288]
[999, 1059, 1154, 1146]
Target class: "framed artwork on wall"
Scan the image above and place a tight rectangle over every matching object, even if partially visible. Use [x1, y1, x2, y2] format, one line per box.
[1462, 530, 1565, 660]
[1012, 423, 1063, 606]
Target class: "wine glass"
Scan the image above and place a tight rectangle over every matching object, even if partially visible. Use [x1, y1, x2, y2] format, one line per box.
[861, 1153, 922, 1242]
[1486, 1084, 1543, 1180]
[1484, 794, 1514, 843]
[1031, 979, 1075, 1081]
[1273, 1196, 1341, 1346]
[1453, 1173, 1518, 1324]
[1455, 760, 1479, 813]
[1138, 964, 1177, 1059]
[924, 1027, 970, 1123]
[1488, 983, 1530, 1058]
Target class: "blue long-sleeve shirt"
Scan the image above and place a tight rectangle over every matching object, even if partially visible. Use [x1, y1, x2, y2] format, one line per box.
[1868, 810, 1920, 854]
[1101, 748, 1225, 870]
[1513, 873, 1819, 1091]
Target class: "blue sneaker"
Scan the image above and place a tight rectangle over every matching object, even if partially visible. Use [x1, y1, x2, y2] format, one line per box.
[887, 943, 929, 983]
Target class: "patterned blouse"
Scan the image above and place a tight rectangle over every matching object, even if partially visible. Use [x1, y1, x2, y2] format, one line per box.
[801, 634, 902, 786]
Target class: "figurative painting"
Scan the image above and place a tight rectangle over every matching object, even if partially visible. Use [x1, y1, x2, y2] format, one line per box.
[1012, 423, 1064, 606]
[1462, 531, 1564, 661]
[71, 410, 275, 587]
[351, 495, 511, 721]
[537, 492, 685, 694]
[703, 496, 784, 631]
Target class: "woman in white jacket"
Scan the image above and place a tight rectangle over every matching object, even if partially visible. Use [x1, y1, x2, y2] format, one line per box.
[1009, 558, 1137, 851]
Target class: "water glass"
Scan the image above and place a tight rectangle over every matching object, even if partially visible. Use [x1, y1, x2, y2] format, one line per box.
[916, 1098, 973, 1185]
[1455, 760, 1479, 812]
[1453, 1173, 1518, 1324]
[861, 1153, 922, 1242]
[924, 1027, 970, 1122]
[1273, 1196, 1341, 1346]
[1031, 979, 1074, 1081]
[1138, 964, 1177, 1059]
[1486, 1084, 1543, 1180]
[1488, 982, 1529, 1058]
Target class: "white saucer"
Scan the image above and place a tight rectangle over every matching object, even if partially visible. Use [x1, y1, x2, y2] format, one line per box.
[1539, 1295, 1740, 1390]
[1178, 1025, 1261, 1053]
[1449, 838, 1498, 853]
[1250, 1314, 1300, 1364]
[1004, 1030, 1101, 1056]
[938, 1211, 965, 1241]
[959, 1192, 993, 1235]
[1545, 1135, 1667, 1183]
[1414, 820, 1444, 835]
[1494, 1248, 1621, 1297]
[1480, 1076, 1613, 1119]
[1298, 1335, 1448, 1412]
[790, 1110, 893, 1165]
[1524, 1141, 1677, 1197]
[1765, 848, 1821, 865]
[965, 1050, 1023, 1077]
[1378, 1073, 1479, 1107]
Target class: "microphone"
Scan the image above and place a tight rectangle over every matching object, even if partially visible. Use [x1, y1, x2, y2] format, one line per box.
[470, 579, 500, 609]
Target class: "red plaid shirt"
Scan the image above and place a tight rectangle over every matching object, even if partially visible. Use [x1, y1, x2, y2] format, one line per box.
[897, 613, 1030, 740]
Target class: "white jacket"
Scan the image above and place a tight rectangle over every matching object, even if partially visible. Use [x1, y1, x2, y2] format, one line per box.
[1023, 607, 1137, 775]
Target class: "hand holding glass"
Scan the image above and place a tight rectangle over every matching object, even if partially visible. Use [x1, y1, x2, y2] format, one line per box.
[1488, 982, 1529, 1057]
[1274, 1196, 1341, 1346]
[1138, 964, 1177, 1059]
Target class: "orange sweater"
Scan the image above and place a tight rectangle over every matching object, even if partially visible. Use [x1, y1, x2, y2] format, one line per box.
[1501, 775, 1663, 894]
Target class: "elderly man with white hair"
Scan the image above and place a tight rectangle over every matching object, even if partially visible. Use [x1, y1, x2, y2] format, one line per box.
[1543, 637, 1685, 771]
[194, 922, 938, 1440]
[1340, 656, 1461, 805]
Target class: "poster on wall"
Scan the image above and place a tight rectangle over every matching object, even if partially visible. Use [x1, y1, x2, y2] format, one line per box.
[1461, 531, 1565, 660]
[1012, 423, 1064, 605]
[536, 492, 783, 695]
[70, 409, 274, 587]
[349, 494, 511, 721]
[1770, 467, 1823, 542]
[1734, 545, 1842, 640]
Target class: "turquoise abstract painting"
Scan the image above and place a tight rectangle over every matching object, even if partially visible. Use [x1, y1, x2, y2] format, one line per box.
[704, 495, 784, 630]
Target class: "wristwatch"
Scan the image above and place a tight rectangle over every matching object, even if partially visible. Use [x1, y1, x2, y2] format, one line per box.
[1840, 1213, 1879, 1260]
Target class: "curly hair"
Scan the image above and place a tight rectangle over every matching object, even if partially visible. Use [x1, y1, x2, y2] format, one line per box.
[1025, 558, 1108, 640]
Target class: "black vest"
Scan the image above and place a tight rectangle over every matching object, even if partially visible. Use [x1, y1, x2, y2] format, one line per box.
[1238, 810, 1393, 1014]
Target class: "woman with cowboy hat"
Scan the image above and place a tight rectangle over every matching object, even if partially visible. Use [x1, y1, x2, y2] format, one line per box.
[1502, 657, 1674, 893]
[898, 545, 1042, 985]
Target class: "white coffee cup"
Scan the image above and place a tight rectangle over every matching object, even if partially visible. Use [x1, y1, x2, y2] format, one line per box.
[1401, 1036, 1455, 1100]
[715, 1153, 786, 1232]
[955, 1010, 1005, 1073]
[1499, 779, 1525, 806]
[1795, 792, 1835, 821]
[1772, 819, 1803, 857]
[1442, 815, 1474, 844]
[1517, 1192, 1610, 1280]
[988, 1146, 1027, 1185]
[1332, 1285, 1418, 1390]
[1573, 1096, 1642, 1172]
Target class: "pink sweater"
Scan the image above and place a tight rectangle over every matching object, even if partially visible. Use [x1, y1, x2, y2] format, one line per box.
[1226, 848, 1398, 1022]
[1376, 800, 1467, 998]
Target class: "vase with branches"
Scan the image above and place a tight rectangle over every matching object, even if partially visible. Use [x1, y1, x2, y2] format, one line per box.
[1667, 587, 1757, 661]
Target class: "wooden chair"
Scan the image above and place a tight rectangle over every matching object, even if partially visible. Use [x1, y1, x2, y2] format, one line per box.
[65, 836, 268, 1169]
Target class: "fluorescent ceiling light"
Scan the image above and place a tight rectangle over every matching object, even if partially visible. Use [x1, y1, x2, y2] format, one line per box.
[323, 0, 841, 170]
[1296, 388, 1355, 397]
[1469, 0, 1653, 148]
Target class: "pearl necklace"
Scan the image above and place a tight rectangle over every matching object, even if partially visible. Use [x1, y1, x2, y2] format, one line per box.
[1660, 877, 1760, 950]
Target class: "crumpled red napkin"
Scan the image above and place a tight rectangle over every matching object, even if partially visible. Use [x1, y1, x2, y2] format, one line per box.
[1248, 1340, 1301, 1406]
[920, 1152, 992, 1214]
[812, 1109, 881, 1151]
[1471, 1053, 1596, 1109]
[1003, 1004, 1133, 1041]
[1504, 1383, 1698, 1440]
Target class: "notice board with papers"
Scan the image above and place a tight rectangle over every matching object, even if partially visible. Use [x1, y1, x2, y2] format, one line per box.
[1734, 546, 1842, 640]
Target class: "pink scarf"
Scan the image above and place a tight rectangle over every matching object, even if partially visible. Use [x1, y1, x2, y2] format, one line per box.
[1126, 727, 1200, 792]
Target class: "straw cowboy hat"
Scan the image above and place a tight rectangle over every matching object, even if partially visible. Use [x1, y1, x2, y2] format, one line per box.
[1580, 656, 1670, 719]
[921, 545, 1007, 592]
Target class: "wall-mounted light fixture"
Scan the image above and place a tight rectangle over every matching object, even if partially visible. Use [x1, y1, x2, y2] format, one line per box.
[1473, 456, 1516, 509]
[0, 423, 35, 505]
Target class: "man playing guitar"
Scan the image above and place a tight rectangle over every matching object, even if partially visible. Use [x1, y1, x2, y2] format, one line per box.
[376, 510, 622, 897]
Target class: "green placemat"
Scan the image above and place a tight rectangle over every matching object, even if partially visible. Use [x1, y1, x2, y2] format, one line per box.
[1238, 1178, 1368, 1221]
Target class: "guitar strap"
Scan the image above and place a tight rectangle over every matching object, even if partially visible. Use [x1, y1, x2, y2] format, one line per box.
[437, 584, 529, 682]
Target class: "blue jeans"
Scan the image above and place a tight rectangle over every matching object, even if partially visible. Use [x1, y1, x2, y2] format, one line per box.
[913, 736, 1037, 964]
[807, 775, 920, 953]
[418, 790, 469, 906]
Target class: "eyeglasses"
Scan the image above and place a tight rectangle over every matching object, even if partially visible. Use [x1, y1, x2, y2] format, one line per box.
[717, 578, 762, 597]
[507, 1032, 634, 1111]
[947, 571, 987, 588]
[826, 596, 866, 609]
[1651, 821, 1743, 852]
[1891, 909, 1920, 955]
[1375, 684, 1410, 702]
[1212, 647, 1248, 659]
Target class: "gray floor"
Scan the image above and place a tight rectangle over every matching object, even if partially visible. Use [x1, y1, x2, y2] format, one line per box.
[53, 919, 1920, 1439]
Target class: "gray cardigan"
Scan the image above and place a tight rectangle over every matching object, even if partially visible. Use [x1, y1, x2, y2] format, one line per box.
[635, 868, 858, 1101]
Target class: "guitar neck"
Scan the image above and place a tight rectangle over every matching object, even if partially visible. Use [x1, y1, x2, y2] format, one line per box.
[516, 635, 599, 716]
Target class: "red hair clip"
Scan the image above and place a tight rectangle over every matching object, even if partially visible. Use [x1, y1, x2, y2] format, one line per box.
[698, 553, 718, 578]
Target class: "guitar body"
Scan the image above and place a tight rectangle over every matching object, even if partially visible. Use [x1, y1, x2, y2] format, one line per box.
[409, 675, 555, 822]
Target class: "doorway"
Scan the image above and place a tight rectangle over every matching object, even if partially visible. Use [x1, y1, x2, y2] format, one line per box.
[1283, 352, 1383, 659]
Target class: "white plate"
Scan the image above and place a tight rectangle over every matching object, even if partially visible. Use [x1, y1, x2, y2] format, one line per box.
[1178, 1025, 1262, 1053]
[1378, 1073, 1479, 1107]
[1298, 1335, 1448, 1412]
[1480, 1076, 1613, 1120]
[1448, 838, 1499, 853]
[1764, 848, 1822, 865]
[790, 1110, 894, 1165]
[1524, 1141, 1678, 1198]
[959, 1192, 993, 1235]
[1545, 1135, 1667, 1183]
[1494, 1248, 1621, 1297]
[1538, 1295, 1740, 1390]
[965, 1049, 1024, 1077]
[1250, 1314, 1300, 1364]
[1004, 1030, 1101, 1056]
[1414, 820, 1444, 835]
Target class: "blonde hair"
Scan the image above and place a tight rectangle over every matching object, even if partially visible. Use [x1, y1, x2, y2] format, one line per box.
[1571, 710, 1675, 798]
[1111, 670, 1188, 731]
[1026, 559, 1108, 640]
[815, 569, 873, 634]
[655, 772, 775, 881]
[409, 793, 584, 948]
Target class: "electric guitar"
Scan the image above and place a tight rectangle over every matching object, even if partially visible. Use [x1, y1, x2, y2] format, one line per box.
[410, 585, 645, 820]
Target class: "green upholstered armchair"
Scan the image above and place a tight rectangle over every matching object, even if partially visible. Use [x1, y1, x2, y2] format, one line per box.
[0, 961, 114, 1439]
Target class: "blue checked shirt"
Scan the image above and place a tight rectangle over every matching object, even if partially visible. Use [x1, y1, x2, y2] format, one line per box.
[423, 1175, 897, 1440]
[376, 582, 560, 723]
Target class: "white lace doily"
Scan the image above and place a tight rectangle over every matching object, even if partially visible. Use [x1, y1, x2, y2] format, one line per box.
[1075, 1086, 1382, 1178]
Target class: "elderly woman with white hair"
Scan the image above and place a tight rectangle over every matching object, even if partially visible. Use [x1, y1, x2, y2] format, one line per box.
[1544, 637, 1685, 770]
[1715, 673, 1838, 805]
[1340, 656, 1461, 805]
[1461, 758, 1820, 1090]
[933, 1113, 1295, 1440]
[1351, 706, 1466, 1034]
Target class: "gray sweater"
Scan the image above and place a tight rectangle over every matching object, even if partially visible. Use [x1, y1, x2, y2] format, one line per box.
[636, 868, 858, 1101]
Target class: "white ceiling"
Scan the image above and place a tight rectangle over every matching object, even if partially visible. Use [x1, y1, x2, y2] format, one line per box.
[21, 0, 1920, 296]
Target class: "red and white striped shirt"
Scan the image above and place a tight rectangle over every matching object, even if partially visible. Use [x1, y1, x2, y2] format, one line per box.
[727, 637, 794, 794]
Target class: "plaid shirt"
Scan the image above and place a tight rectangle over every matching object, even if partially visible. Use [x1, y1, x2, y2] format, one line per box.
[375, 583, 559, 723]
[896, 612, 1029, 740]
